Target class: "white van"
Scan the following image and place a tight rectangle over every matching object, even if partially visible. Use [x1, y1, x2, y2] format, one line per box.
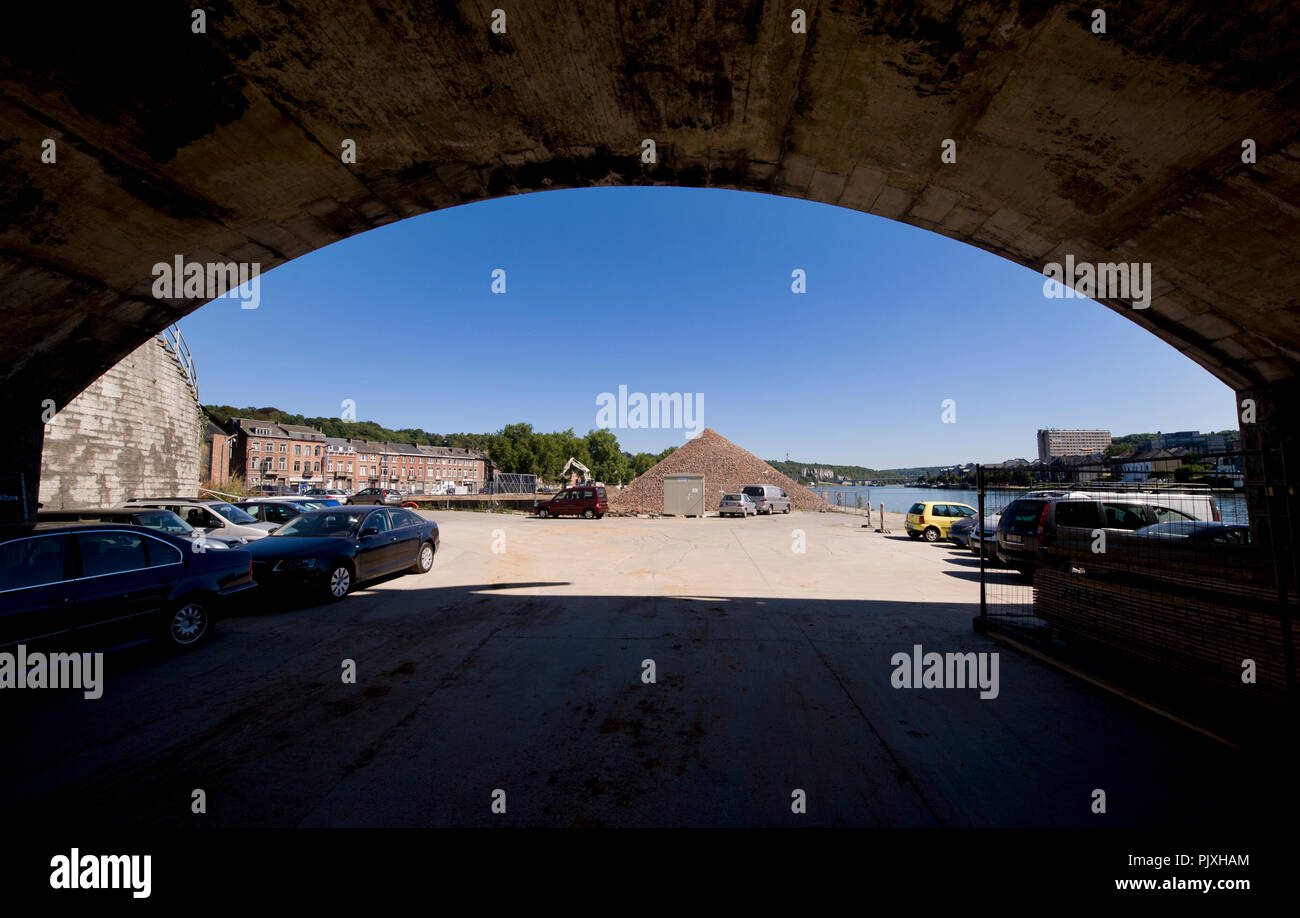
[741, 484, 792, 515]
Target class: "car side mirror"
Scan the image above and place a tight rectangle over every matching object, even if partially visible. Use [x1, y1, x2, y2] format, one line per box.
[361, 527, 380, 537]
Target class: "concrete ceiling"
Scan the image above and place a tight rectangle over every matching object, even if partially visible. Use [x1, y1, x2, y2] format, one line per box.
[1, 0, 1297, 407]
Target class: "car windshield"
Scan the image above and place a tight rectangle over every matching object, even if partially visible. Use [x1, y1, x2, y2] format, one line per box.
[742, 487, 764, 497]
[136, 509, 195, 535]
[722, 494, 743, 501]
[209, 502, 257, 524]
[271, 510, 366, 538]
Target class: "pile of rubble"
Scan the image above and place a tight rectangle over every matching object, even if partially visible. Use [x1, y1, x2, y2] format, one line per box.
[608, 428, 828, 514]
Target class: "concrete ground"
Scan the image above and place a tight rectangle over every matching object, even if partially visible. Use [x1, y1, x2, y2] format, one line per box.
[0, 510, 1282, 827]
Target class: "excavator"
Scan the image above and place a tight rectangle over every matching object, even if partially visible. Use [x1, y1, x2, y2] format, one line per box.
[560, 457, 596, 488]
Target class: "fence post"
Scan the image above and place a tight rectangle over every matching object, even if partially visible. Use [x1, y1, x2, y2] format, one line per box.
[976, 464, 987, 631]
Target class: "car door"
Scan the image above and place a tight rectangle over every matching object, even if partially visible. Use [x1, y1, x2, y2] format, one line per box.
[238, 503, 266, 522]
[71, 530, 176, 645]
[261, 503, 299, 526]
[549, 491, 571, 515]
[355, 509, 394, 577]
[0, 533, 76, 650]
[386, 509, 423, 566]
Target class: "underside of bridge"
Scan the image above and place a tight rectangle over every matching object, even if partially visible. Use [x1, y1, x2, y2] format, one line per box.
[0, 1, 1297, 528]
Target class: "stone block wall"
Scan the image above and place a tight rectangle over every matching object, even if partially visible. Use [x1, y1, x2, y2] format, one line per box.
[38, 335, 201, 509]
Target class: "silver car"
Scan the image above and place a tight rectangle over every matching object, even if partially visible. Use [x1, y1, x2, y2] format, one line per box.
[718, 493, 756, 517]
[741, 484, 791, 515]
[120, 498, 277, 541]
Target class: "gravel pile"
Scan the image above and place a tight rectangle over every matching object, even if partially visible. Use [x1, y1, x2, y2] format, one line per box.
[609, 428, 828, 514]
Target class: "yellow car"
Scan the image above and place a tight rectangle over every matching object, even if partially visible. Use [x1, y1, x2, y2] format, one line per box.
[905, 501, 977, 542]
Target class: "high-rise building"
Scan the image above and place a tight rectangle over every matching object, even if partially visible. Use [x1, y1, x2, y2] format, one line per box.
[1037, 429, 1111, 461]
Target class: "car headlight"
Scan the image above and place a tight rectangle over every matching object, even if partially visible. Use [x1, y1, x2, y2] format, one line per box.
[273, 558, 317, 571]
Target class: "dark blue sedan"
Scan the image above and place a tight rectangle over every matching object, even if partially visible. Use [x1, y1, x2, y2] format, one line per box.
[0, 522, 254, 652]
[244, 506, 439, 601]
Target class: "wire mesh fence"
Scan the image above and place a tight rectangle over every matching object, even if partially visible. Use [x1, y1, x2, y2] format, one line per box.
[481, 472, 538, 495]
[974, 453, 1296, 700]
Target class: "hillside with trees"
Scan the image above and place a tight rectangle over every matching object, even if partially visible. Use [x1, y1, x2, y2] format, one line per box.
[204, 406, 677, 485]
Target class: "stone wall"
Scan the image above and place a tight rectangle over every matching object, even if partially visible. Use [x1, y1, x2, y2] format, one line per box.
[38, 335, 201, 509]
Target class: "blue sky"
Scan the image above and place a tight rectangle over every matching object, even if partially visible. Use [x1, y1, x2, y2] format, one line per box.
[180, 186, 1237, 468]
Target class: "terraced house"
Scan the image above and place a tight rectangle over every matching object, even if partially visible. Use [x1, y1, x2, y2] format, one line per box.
[224, 418, 328, 490]
[214, 419, 490, 493]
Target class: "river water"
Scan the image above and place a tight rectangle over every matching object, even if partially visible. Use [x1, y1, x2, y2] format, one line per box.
[810, 485, 1249, 525]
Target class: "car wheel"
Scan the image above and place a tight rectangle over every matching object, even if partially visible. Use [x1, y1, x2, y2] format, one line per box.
[539, 508, 550, 518]
[410, 541, 435, 573]
[783, 505, 791, 514]
[165, 598, 212, 649]
[923, 527, 940, 543]
[325, 562, 353, 601]
[583, 508, 595, 519]
[907, 531, 921, 540]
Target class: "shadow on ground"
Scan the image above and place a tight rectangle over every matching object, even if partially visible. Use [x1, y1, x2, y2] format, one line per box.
[0, 579, 1289, 829]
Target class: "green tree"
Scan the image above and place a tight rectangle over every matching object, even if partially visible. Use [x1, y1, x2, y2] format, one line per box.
[585, 428, 630, 485]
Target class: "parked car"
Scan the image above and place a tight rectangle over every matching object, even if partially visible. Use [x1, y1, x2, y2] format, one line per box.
[0, 523, 254, 651]
[244, 506, 439, 601]
[948, 514, 978, 547]
[252, 484, 295, 497]
[37, 507, 246, 550]
[741, 485, 791, 515]
[968, 514, 1002, 562]
[234, 500, 309, 528]
[305, 488, 350, 502]
[534, 485, 609, 519]
[906, 502, 977, 542]
[347, 488, 404, 506]
[255, 496, 340, 508]
[718, 493, 757, 518]
[995, 491, 1219, 576]
[120, 498, 277, 541]
[1131, 520, 1249, 544]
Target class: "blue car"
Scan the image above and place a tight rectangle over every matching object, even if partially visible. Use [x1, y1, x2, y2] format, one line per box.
[244, 506, 439, 601]
[0, 522, 254, 652]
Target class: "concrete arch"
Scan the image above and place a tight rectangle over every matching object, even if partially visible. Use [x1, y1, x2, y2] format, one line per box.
[1, 1, 1298, 521]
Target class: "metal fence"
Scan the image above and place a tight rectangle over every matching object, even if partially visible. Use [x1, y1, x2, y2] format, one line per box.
[972, 453, 1295, 702]
[481, 472, 537, 495]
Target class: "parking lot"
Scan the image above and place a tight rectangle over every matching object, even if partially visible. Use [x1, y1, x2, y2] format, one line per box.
[0, 510, 1276, 827]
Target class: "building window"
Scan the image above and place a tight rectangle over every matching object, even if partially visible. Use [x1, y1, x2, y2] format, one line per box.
[279, 457, 287, 470]
[251, 441, 259, 451]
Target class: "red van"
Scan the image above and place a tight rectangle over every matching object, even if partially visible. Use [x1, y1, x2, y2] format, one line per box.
[534, 485, 609, 519]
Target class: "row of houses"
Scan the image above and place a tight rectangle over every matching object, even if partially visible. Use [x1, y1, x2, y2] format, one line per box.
[206, 417, 493, 493]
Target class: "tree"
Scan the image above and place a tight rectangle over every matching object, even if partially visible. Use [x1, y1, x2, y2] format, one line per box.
[585, 428, 631, 485]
